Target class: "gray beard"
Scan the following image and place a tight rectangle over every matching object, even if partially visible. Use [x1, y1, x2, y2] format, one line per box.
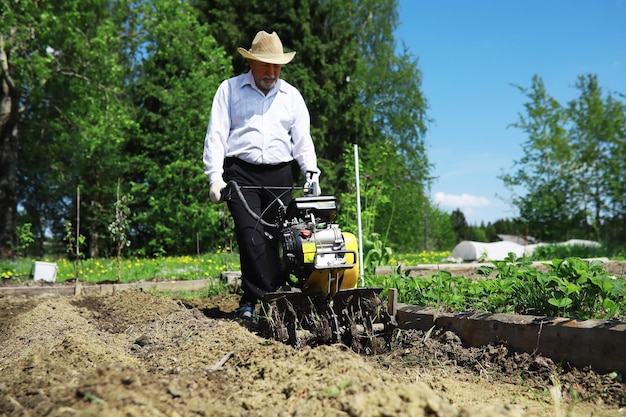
[260, 78, 277, 91]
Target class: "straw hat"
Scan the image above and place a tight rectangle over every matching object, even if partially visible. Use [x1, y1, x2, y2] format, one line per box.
[237, 31, 296, 65]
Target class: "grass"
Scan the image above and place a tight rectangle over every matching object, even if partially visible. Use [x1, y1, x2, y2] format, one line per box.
[389, 251, 452, 266]
[2, 251, 450, 284]
[1, 252, 238, 284]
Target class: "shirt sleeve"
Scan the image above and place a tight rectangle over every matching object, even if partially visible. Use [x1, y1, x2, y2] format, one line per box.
[203, 80, 230, 183]
[290, 90, 320, 176]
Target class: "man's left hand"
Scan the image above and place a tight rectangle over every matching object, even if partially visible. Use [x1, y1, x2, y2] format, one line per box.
[210, 179, 228, 204]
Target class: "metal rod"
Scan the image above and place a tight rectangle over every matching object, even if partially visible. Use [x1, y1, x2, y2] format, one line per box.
[354, 144, 364, 286]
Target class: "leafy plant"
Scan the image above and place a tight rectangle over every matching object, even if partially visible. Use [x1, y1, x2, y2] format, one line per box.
[108, 180, 132, 282]
[16, 223, 35, 258]
[64, 221, 86, 281]
[363, 232, 393, 274]
[371, 254, 625, 321]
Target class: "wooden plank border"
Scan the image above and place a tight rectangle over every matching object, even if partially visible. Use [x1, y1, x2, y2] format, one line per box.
[397, 304, 626, 374]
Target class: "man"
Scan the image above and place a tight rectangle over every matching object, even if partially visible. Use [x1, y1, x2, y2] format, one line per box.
[203, 31, 320, 322]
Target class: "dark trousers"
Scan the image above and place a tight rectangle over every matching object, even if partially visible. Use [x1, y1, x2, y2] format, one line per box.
[223, 158, 293, 305]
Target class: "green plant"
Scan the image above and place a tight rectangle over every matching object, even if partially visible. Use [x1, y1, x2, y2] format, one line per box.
[1, 261, 15, 280]
[527, 258, 623, 319]
[369, 254, 625, 321]
[108, 180, 132, 283]
[4, 223, 36, 281]
[530, 243, 608, 261]
[16, 223, 35, 258]
[53, 254, 233, 284]
[64, 221, 86, 281]
[363, 232, 393, 274]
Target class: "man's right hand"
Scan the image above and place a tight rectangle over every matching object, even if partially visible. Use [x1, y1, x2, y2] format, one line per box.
[209, 179, 228, 204]
[303, 172, 321, 196]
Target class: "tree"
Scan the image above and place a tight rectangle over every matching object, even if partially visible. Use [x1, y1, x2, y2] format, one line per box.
[125, 0, 232, 254]
[503, 74, 626, 244]
[7, 0, 232, 257]
[9, 0, 139, 258]
[0, 0, 44, 258]
[0, 32, 18, 258]
[567, 74, 626, 241]
[8, 0, 436, 257]
[350, 0, 431, 252]
[501, 75, 582, 241]
[423, 205, 456, 251]
[450, 209, 468, 244]
[194, 0, 375, 193]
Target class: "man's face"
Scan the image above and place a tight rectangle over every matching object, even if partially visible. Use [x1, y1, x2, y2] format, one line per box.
[248, 59, 282, 94]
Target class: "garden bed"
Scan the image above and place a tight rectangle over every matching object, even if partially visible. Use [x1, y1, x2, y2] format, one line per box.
[1, 289, 625, 416]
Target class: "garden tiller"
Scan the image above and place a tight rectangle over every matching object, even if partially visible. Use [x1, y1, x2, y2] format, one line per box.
[221, 181, 397, 354]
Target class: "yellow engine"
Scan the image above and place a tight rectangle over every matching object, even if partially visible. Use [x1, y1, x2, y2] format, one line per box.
[277, 196, 358, 297]
[301, 231, 359, 298]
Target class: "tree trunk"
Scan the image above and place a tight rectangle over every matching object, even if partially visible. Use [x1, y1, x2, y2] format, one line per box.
[0, 36, 19, 259]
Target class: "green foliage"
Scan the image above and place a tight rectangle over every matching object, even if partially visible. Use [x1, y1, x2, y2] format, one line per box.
[5, 0, 437, 258]
[124, 0, 233, 255]
[511, 257, 625, 319]
[421, 206, 457, 251]
[450, 209, 468, 243]
[31, 253, 235, 284]
[6, 0, 625, 259]
[64, 221, 85, 261]
[363, 233, 393, 274]
[63, 220, 86, 280]
[108, 181, 132, 282]
[447, 210, 490, 244]
[14, 0, 139, 257]
[502, 74, 626, 244]
[15, 223, 35, 257]
[108, 185, 131, 252]
[337, 141, 450, 253]
[530, 243, 609, 261]
[0, 262, 15, 280]
[196, 0, 434, 252]
[391, 251, 451, 265]
[371, 254, 625, 320]
[6, 0, 234, 257]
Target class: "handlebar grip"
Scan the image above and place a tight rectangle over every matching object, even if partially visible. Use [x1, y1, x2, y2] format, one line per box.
[220, 181, 233, 202]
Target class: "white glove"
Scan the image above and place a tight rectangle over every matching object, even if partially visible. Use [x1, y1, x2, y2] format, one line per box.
[303, 172, 321, 196]
[209, 179, 228, 204]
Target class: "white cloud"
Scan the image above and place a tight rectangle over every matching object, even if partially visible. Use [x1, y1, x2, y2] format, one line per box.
[433, 192, 491, 209]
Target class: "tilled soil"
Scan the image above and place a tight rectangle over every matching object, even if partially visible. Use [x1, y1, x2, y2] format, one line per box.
[0, 286, 624, 417]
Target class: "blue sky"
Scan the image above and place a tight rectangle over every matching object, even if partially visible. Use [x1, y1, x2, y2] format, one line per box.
[394, 0, 626, 225]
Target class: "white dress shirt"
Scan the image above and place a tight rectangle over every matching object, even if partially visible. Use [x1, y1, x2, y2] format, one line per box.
[203, 71, 319, 184]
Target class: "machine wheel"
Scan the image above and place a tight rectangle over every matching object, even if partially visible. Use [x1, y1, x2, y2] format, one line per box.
[261, 297, 299, 347]
[336, 290, 391, 355]
[260, 289, 395, 353]
[316, 302, 341, 344]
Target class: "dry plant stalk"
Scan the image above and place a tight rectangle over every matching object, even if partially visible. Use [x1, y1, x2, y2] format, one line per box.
[209, 350, 235, 372]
